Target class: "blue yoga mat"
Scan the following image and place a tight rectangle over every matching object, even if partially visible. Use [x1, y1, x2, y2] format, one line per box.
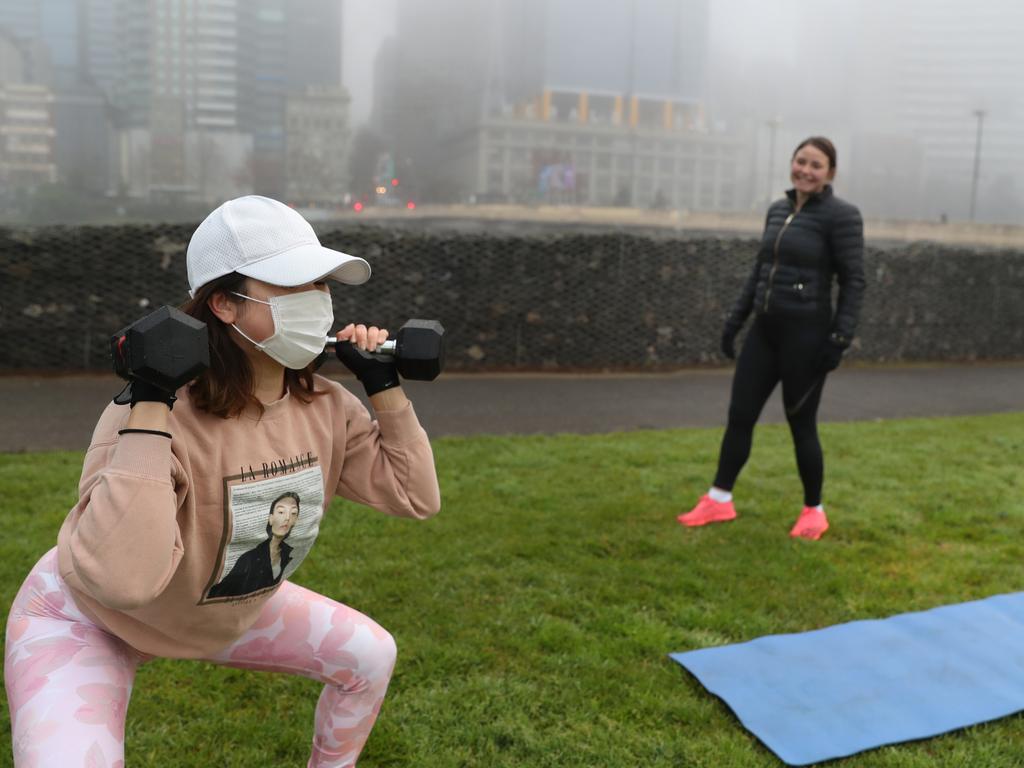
[670, 592, 1024, 765]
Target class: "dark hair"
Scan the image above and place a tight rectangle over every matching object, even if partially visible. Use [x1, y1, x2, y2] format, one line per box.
[266, 492, 300, 540]
[793, 136, 837, 171]
[180, 273, 325, 418]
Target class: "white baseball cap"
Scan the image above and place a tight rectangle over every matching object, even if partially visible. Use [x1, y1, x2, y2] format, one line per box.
[186, 195, 371, 297]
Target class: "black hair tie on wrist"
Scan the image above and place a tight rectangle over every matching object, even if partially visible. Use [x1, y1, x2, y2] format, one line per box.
[117, 428, 172, 439]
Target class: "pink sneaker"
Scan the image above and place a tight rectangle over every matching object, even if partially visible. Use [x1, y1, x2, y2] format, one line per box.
[677, 495, 737, 527]
[790, 506, 829, 540]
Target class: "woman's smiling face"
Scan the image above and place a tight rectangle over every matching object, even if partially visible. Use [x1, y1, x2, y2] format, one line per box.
[790, 143, 834, 196]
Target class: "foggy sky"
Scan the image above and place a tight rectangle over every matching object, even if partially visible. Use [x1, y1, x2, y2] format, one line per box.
[342, 0, 397, 126]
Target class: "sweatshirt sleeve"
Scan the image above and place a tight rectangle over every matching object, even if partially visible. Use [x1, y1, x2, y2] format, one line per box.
[334, 391, 441, 520]
[61, 427, 186, 611]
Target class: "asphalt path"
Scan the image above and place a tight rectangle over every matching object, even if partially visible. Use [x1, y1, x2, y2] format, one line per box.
[1, 363, 1022, 452]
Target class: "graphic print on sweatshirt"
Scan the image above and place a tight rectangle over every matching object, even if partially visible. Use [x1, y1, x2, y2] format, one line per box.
[203, 456, 325, 602]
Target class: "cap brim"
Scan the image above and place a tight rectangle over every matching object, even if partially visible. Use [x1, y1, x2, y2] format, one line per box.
[237, 243, 371, 287]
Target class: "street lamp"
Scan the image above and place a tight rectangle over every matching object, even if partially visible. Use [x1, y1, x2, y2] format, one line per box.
[969, 109, 985, 221]
[765, 117, 781, 204]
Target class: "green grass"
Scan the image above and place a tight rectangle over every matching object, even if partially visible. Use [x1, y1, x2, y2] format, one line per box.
[3, 413, 1024, 766]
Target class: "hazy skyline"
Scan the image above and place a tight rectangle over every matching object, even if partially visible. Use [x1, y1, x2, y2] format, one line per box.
[342, 0, 804, 128]
[345, 0, 1024, 222]
[3, 0, 1022, 224]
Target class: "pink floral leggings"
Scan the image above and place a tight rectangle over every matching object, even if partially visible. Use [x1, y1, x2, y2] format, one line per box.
[4, 549, 397, 768]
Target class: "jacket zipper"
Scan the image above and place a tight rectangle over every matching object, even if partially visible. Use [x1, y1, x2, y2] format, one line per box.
[764, 210, 796, 312]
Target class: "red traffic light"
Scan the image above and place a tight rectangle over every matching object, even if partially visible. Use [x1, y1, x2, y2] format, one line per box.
[353, 201, 364, 212]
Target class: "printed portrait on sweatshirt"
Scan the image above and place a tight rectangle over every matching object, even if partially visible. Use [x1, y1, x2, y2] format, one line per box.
[205, 467, 324, 601]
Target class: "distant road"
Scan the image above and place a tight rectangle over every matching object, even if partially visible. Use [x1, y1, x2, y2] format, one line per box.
[2, 363, 1023, 453]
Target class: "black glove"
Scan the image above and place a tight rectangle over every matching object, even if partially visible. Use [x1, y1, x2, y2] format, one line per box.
[335, 342, 400, 397]
[816, 337, 847, 374]
[720, 318, 742, 360]
[113, 378, 178, 409]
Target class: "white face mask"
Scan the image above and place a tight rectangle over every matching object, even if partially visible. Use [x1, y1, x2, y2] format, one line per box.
[231, 289, 334, 370]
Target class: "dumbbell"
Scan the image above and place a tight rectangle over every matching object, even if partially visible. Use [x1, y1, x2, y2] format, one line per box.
[325, 319, 445, 381]
[110, 305, 210, 391]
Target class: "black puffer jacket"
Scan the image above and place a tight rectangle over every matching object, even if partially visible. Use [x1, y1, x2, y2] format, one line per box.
[728, 185, 865, 345]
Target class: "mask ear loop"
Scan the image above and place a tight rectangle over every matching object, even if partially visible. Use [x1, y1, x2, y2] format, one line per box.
[229, 292, 273, 350]
[230, 291, 270, 305]
[232, 322, 266, 350]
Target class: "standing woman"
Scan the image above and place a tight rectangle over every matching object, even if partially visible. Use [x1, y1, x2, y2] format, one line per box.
[4, 196, 441, 766]
[678, 137, 865, 539]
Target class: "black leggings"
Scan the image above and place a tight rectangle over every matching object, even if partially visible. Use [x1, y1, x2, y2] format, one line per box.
[714, 314, 831, 507]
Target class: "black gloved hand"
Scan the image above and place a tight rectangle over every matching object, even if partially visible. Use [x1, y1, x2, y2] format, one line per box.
[816, 338, 846, 374]
[335, 342, 400, 397]
[720, 319, 742, 360]
[113, 378, 178, 409]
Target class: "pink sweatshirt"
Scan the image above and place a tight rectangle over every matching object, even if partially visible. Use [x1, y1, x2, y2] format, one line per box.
[56, 376, 440, 659]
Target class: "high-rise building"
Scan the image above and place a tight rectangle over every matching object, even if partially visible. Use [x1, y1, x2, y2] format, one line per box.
[286, 85, 350, 204]
[377, 0, 736, 209]
[79, 0, 117, 93]
[0, 0, 122, 91]
[0, 2, 114, 196]
[114, 0, 249, 198]
[0, 29, 57, 190]
[0, 0, 76, 83]
[851, 0, 1024, 223]
[36, 0, 75, 83]
[0, 23, 26, 83]
[52, 81, 114, 194]
[113, 0, 345, 202]
[373, 0, 492, 200]
[237, 0, 343, 199]
[0, 0, 347, 204]
[0, 1, 36, 41]
[239, 0, 287, 196]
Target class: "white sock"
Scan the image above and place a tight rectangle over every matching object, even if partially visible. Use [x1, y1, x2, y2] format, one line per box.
[708, 487, 733, 503]
[812, 504, 824, 513]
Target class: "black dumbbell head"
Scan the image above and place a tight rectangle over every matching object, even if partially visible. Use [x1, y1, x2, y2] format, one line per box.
[394, 319, 445, 381]
[111, 306, 210, 392]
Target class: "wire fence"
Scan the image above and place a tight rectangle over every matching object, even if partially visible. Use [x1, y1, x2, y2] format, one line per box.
[2, 222, 1023, 372]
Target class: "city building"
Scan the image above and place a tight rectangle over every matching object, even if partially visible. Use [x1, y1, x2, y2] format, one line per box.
[0, 27, 56, 192]
[0, 84, 57, 189]
[115, 0, 345, 203]
[285, 85, 350, 205]
[79, 0, 117, 94]
[240, 0, 288, 197]
[239, 0, 345, 199]
[455, 113, 741, 210]
[0, 0, 349, 206]
[52, 81, 114, 195]
[375, 0, 739, 209]
[851, 0, 1024, 223]
[0, 1, 36, 42]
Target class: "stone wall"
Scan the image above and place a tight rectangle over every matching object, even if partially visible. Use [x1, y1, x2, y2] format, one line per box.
[2, 223, 1023, 372]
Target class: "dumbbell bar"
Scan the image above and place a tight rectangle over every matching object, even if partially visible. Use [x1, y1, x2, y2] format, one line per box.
[325, 319, 445, 381]
[111, 307, 443, 390]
